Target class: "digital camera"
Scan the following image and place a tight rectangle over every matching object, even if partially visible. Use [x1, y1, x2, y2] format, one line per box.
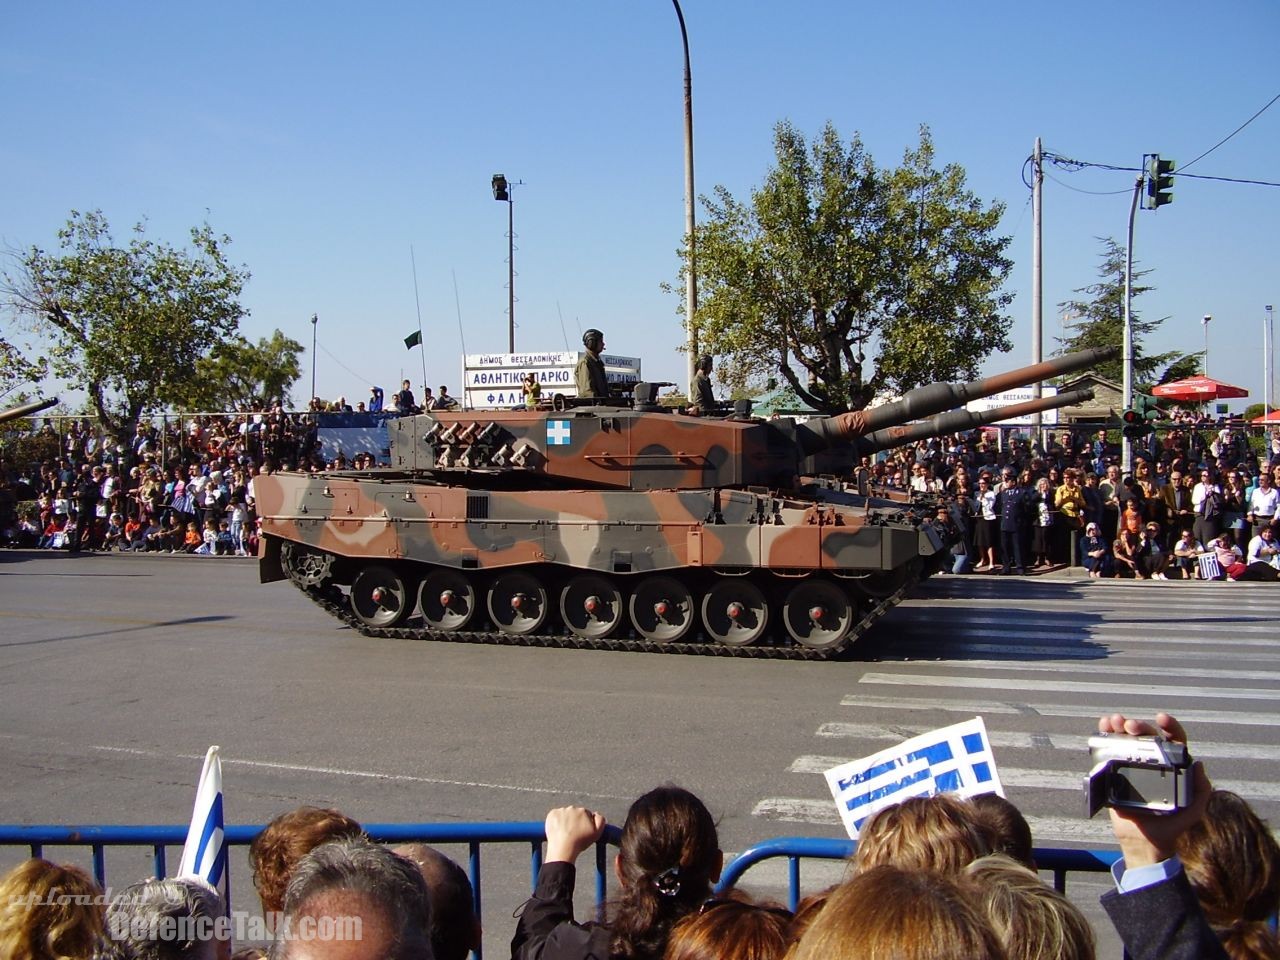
[1084, 733, 1193, 817]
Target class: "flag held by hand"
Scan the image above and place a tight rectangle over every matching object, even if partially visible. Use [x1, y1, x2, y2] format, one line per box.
[177, 746, 228, 902]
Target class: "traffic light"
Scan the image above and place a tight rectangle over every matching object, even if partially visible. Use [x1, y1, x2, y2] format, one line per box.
[1121, 394, 1161, 439]
[1143, 154, 1174, 209]
[491, 174, 509, 201]
[1134, 393, 1161, 421]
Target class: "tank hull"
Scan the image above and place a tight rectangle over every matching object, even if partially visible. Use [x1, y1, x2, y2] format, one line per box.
[257, 471, 942, 658]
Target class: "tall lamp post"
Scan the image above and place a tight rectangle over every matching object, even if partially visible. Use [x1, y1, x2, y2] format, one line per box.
[492, 174, 515, 353]
[310, 313, 318, 404]
[1266, 304, 1274, 417]
[672, 0, 697, 400]
[1202, 314, 1212, 377]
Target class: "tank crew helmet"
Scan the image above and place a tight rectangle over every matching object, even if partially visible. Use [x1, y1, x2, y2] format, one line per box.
[583, 329, 604, 349]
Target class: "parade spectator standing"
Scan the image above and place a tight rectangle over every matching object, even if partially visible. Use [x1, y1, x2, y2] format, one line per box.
[1099, 464, 1122, 542]
[1054, 468, 1086, 563]
[1163, 470, 1196, 542]
[1247, 471, 1278, 538]
[394, 379, 416, 414]
[1193, 469, 1224, 547]
[69, 464, 103, 552]
[972, 475, 998, 571]
[1029, 476, 1055, 568]
[575, 329, 610, 400]
[996, 469, 1029, 575]
[368, 386, 384, 413]
[433, 386, 460, 411]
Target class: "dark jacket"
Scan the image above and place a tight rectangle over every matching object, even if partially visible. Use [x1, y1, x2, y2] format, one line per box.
[511, 862, 613, 960]
[1101, 869, 1229, 960]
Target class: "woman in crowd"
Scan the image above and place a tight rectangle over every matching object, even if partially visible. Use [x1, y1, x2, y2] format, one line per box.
[964, 855, 1095, 960]
[662, 897, 791, 960]
[0, 858, 105, 960]
[1054, 468, 1086, 565]
[1113, 526, 1149, 579]
[1029, 476, 1056, 569]
[513, 786, 721, 960]
[973, 475, 999, 571]
[788, 866, 1005, 960]
[1177, 790, 1280, 960]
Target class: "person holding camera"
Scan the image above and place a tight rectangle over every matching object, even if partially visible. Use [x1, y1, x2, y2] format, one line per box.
[1094, 711, 1227, 960]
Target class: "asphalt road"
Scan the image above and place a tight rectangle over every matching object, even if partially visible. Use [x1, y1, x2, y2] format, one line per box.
[3, 549, 1277, 953]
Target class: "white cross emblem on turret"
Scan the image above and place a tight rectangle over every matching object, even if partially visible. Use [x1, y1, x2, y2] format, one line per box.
[546, 420, 572, 446]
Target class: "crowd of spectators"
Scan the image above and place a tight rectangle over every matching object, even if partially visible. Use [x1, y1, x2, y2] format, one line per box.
[868, 421, 1280, 581]
[1, 711, 1275, 959]
[0, 408, 373, 554]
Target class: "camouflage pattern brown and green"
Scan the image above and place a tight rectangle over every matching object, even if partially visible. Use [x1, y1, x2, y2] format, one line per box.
[256, 347, 1115, 658]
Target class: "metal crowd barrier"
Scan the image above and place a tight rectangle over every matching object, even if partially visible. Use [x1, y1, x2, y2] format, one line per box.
[1, 824, 1122, 955]
[715, 836, 1121, 909]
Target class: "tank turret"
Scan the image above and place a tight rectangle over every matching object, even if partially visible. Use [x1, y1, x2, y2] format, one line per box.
[256, 348, 1115, 659]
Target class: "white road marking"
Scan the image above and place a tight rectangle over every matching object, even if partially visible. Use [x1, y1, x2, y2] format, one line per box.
[856, 673, 1280, 701]
[836, 694, 1280, 727]
[861, 660, 1280, 682]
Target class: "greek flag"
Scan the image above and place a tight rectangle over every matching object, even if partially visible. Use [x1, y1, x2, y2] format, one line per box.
[824, 717, 1003, 839]
[177, 746, 228, 902]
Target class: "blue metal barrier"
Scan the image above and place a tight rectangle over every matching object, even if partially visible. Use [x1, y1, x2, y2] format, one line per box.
[715, 836, 1121, 909]
[0, 822, 623, 960]
[1, 823, 1126, 955]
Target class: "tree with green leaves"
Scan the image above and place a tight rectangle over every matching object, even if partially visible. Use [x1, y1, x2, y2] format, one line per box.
[3, 209, 249, 458]
[1056, 238, 1194, 387]
[167, 329, 304, 412]
[678, 121, 1014, 414]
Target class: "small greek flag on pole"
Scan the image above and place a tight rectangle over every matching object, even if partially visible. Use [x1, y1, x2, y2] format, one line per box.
[546, 420, 572, 446]
[823, 717, 1003, 839]
[177, 746, 228, 903]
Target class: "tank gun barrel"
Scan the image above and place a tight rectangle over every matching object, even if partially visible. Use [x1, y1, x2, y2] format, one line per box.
[796, 346, 1117, 455]
[854, 388, 1095, 455]
[0, 397, 58, 425]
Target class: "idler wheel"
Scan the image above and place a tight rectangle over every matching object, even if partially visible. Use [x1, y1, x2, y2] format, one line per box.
[701, 579, 769, 647]
[628, 575, 694, 643]
[782, 579, 853, 650]
[560, 574, 624, 639]
[419, 569, 477, 631]
[281, 541, 334, 589]
[487, 571, 547, 635]
[350, 565, 412, 628]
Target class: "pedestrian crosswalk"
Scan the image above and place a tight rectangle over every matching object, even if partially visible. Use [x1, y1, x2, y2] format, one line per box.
[751, 577, 1280, 848]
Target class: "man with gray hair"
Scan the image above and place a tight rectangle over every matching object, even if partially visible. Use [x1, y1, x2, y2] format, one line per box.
[270, 837, 432, 960]
[100, 876, 230, 960]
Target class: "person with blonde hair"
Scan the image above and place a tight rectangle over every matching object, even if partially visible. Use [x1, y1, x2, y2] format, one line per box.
[963, 854, 1096, 960]
[852, 793, 992, 876]
[788, 866, 1006, 960]
[0, 858, 105, 960]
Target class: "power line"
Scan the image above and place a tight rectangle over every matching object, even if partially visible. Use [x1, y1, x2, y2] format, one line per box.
[1040, 151, 1280, 188]
[1181, 91, 1280, 172]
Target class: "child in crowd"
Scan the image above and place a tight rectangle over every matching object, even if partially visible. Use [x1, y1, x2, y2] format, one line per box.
[183, 521, 203, 554]
[215, 520, 235, 556]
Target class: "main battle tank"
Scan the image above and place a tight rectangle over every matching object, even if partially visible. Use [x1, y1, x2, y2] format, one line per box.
[257, 347, 1114, 659]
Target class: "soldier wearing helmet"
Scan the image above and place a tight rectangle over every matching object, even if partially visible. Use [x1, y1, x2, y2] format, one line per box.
[575, 329, 610, 400]
[690, 354, 718, 416]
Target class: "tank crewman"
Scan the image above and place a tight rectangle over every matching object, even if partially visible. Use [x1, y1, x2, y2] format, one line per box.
[575, 329, 610, 399]
[689, 354, 719, 416]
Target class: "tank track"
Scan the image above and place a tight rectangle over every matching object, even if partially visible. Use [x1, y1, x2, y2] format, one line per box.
[293, 578, 914, 661]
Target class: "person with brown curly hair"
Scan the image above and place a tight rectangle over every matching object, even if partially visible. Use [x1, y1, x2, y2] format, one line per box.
[247, 806, 363, 930]
[662, 896, 791, 960]
[851, 793, 993, 877]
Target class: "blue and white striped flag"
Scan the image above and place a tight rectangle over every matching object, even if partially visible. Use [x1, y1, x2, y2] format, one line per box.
[824, 717, 1004, 839]
[177, 746, 228, 903]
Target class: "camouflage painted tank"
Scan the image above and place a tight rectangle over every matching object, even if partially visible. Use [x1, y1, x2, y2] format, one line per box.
[257, 348, 1113, 659]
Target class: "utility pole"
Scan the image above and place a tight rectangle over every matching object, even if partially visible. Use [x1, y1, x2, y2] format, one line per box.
[1267, 305, 1275, 417]
[1122, 176, 1141, 476]
[1031, 138, 1043, 448]
[672, 0, 698, 401]
[310, 313, 318, 403]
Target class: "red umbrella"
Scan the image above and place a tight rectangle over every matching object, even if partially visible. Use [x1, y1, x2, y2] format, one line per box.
[1151, 376, 1250, 403]
[1252, 409, 1280, 424]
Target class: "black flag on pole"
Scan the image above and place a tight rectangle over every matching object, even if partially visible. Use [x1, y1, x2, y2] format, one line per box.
[404, 330, 422, 349]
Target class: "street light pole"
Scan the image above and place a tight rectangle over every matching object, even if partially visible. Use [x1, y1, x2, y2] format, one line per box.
[310, 313, 318, 404]
[1202, 314, 1212, 377]
[672, 0, 697, 400]
[1121, 176, 1140, 476]
[492, 174, 516, 352]
[1265, 305, 1274, 417]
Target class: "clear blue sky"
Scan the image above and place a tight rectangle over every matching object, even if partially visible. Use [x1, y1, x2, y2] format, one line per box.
[3, 1, 1277, 411]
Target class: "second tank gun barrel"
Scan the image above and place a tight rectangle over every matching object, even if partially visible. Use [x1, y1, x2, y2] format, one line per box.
[795, 345, 1117, 455]
[853, 388, 1095, 455]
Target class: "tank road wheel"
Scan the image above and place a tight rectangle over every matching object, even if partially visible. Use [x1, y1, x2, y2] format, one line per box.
[628, 575, 695, 643]
[487, 571, 548, 636]
[782, 580, 853, 650]
[350, 565, 412, 628]
[419, 569, 478, 631]
[701, 579, 769, 647]
[560, 574, 624, 639]
[281, 541, 334, 589]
